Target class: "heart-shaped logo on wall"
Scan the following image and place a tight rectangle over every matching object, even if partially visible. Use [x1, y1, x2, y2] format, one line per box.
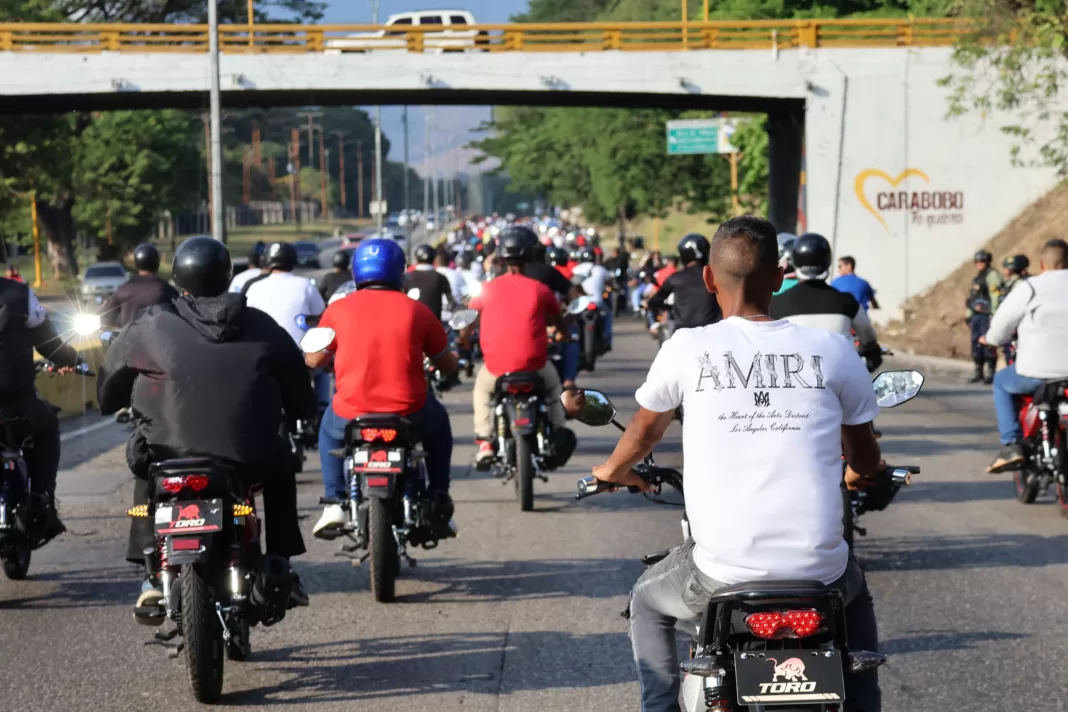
[854, 169, 930, 232]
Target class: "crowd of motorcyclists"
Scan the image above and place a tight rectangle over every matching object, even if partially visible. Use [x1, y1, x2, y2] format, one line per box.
[11, 200, 1068, 712]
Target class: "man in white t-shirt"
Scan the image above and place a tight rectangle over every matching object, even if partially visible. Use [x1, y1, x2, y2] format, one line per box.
[228, 248, 264, 293]
[588, 216, 884, 712]
[244, 242, 328, 407]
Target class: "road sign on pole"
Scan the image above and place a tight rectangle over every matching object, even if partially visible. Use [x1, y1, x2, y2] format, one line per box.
[666, 118, 739, 155]
[369, 200, 388, 217]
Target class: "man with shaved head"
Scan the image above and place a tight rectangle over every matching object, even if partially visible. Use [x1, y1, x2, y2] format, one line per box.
[983, 238, 1068, 472]
[584, 215, 885, 711]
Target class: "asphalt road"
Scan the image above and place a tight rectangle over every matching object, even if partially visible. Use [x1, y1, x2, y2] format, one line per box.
[3, 321, 1067, 711]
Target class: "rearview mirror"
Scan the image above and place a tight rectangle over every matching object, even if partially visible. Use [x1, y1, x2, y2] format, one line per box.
[563, 388, 617, 426]
[568, 296, 593, 315]
[872, 370, 924, 408]
[99, 330, 115, 347]
[407, 288, 421, 301]
[300, 327, 336, 354]
[449, 308, 478, 331]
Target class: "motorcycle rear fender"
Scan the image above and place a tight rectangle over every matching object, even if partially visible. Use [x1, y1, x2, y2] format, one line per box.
[503, 399, 537, 436]
[361, 472, 397, 499]
[165, 534, 212, 566]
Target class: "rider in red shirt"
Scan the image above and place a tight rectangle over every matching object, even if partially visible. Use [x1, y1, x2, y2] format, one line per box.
[549, 247, 573, 281]
[305, 239, 459, 539]
[470, 226, 573, 466]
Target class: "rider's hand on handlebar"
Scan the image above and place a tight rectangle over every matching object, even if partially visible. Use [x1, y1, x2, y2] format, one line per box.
[844, 460, 887, 491]
[56, 366, 75, 375]
[592, 462, 652, 492]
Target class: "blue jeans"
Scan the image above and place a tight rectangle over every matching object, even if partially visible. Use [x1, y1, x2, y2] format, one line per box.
[312, 369, 332, 408]
[600, 306, 613, 347]
[630, 287, 644, 313]
[993, 364, 1044, 445]
[318, 390, 453, 499]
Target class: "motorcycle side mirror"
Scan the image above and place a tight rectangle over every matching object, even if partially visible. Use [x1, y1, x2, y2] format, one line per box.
[872, 370, 924, 408]
[407, 287, 421, 300]
[562, 388, 617, 426]
[300, 327, 336, 354]
[568, 297, 593, 315]
[99, 330, 115, 347]
[449, 308, 478, 331]
[294, 314, 320, 331]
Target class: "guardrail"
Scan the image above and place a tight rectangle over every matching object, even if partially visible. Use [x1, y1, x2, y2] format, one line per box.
[0, 18, 972, 54]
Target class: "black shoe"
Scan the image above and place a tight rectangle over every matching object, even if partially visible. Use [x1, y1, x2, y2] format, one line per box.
[34, 503, 66, 549]
[134, 578, 166, 626]
[289, 572, 310, 608]
[968, 367, 984, 384]
[988, 442, 1025, 473]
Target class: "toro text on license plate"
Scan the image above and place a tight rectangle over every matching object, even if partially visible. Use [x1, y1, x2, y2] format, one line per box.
[734, 650, 845, 706]
[154, 499, 224, 535]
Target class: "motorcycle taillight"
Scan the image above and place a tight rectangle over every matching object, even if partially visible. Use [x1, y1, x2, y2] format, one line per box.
[361, 428, 397, 443]
[504, 382, 534, 394]
[745, 609, 823, 639]
[159, 475, 210, 493]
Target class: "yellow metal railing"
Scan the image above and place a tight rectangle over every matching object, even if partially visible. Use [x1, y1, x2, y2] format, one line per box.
[0, 18, 972, 54]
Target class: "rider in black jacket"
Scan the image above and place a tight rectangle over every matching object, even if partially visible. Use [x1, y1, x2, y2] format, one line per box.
[318, 250, 352, 302]
[0, 248, 79, 546]
[646, 233, 722, 329]
[97, 237, 316, 618]
[405, 244, 457, 321]
[100, 243, 177, 329]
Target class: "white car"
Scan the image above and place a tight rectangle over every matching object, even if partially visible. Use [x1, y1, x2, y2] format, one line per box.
[80, 261, 129, 300]
[325, 10, 482, 53]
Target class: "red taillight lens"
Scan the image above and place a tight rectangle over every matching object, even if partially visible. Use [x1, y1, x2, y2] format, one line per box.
[365, 476, 390, 487]
[505, 382, 534, 394]
[744, 609, 823, 639]
[161, 475, 210, 493]
[586, 303, 598, 311]
[360, 428, 397, 443]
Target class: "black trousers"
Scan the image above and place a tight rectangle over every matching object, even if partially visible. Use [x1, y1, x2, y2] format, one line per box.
[124, 436, 306, 564]
[0, 394, 60, 500]
[969, 314, 997, 365]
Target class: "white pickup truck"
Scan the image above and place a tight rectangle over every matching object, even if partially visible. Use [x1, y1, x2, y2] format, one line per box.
[325, 10, 484, 53]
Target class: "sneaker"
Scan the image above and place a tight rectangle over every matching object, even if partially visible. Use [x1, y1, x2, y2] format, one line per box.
[988, 442, 1026, 473]
[474, 440, 496, 471]
[968, 367, 984, 384]
[134, 578, 165, 626]
[312, 504, 347, 540]
[33, 502, 66, 549]
[288, 572, 310, 608]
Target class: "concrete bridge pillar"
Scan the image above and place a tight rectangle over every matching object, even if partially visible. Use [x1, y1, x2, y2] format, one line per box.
[766, 106, 804, 235]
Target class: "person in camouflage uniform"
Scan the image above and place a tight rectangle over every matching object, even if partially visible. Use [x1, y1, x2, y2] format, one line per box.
[966, 250, 1004, 384]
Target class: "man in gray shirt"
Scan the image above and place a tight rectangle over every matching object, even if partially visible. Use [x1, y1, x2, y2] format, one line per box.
[984, 239, 1068, 472]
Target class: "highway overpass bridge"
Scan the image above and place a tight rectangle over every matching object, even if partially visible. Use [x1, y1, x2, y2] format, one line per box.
[0, 19, 1056, 318]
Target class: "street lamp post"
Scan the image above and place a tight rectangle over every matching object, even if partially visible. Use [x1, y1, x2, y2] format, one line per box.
[208, 0, 225, 242]
[371, 0, 384, 233]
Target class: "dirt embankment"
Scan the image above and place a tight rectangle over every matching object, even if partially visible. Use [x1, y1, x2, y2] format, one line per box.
[882, 183, 1068, 359]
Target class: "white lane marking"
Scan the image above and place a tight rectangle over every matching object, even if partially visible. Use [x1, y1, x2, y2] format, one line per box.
[60, 418, 116, 442]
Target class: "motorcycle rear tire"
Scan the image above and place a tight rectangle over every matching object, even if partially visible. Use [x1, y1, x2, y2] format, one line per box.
[1057, 482, 1068, 519]
[182, 564, 225, 703]
[368, 498, 398, 603]
[517, 437, 535, 512]
[1014, 470, 1040, 504]
[1, 539, 31, 580]
[583, 332, 598, 373]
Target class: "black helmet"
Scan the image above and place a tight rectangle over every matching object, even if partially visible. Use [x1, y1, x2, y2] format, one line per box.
[974, 250, 992, 263]
[414, 244, 435, 264]
[549, 247, 569, 266]
[677, 233, 710, 266]
[574, 248, 595, 264]
[1004, 254, 1030, 274]
[532, 241, 547, 263]
[265, 242, 297, 271]
[498, 226, 537, 265]
[792, 233, 833, 279]
[132, 243, 161, 273]
[456, 251, 473, 269]
[332, 250, 351, 270]
[172, 236, 232, 297]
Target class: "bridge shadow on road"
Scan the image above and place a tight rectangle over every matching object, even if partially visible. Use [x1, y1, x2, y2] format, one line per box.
[223, 630, 633, 705]
[856, 533, 1068, 572]
[881, 629, 1030, 655]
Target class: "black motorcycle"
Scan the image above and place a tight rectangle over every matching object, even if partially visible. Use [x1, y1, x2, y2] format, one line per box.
[570, 296, 605, 372]
[127, 457, 293, 704]
[570, 370, 923, 711]
[0, 360, 93, 579]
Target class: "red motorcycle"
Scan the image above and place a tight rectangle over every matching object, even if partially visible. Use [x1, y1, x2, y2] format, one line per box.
[1006, 381, 1068, 513]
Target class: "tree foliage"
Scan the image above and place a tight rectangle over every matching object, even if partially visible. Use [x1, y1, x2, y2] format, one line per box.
[940, 0, 1068, 176]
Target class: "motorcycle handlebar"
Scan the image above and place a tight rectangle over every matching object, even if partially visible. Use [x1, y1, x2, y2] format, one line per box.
[574, 464, 684, 500]
[885, 464, 919, 486]
[35, 360, 94, 377]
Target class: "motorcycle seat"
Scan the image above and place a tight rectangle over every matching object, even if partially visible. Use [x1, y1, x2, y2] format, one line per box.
[711, 579, 827, 599]
[495, 371, 545, 394]
[149, 456, 235, 474]
[1031, 380, 1068, 404]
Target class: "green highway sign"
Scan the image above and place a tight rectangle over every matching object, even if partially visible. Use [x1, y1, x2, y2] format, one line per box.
[666, 119, 738, 155]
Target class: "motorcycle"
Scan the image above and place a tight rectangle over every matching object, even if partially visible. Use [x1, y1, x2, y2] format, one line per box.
[126, 457, 294, 703]
[0, 360, 93, 580]
[571, 295, 606, 372]
[298, 316, 470, 602]
[290, 313, 328, 470]
[994, 378, 1068, 511]
[570, 370, 924, 712]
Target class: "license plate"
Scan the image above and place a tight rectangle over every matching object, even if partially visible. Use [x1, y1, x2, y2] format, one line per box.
[154, 499, 224, 535]
[352, 448, 404, 474]
[734, 650, 845, 706]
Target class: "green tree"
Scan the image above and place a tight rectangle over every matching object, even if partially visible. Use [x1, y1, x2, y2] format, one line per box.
[939, 1, 1068, 176]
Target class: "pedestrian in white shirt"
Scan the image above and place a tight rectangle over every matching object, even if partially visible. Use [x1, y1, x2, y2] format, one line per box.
[228, 249, 263, 293]
[982, 238, 1068, 472]
[585, 215, 884, 712]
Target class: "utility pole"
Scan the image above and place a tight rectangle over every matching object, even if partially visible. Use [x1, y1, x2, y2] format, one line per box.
[332, 130, 347, 215]
[423, 113, 430, 230]
[242, 146, 251, 205]
[208, 0, 225, 242]
[296, 111, 323, 167]
[318, 127, 327, 219]
[403, 106, 412, 262]
[290, 128, 301, 226]
[356, 140, 364, 217]
[371, 0, 384, 233]
[251, 122, 261, 200]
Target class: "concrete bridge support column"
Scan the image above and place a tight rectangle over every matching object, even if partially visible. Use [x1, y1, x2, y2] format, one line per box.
[766, 107, 804, 235]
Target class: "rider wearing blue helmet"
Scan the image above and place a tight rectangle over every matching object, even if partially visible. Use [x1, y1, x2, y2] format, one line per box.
[306, 239, 460, 538]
